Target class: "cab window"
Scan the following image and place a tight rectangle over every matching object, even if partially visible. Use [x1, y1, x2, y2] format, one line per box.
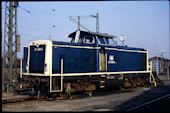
[98, 36, 106, 44]
[105, 38, 115, 45]
[83, 35, 95, 44]
[105, 38, 109, 44]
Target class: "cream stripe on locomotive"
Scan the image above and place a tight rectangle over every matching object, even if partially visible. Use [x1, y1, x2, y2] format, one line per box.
[52, 44, 147, 53]
[22, 70, 151, 77]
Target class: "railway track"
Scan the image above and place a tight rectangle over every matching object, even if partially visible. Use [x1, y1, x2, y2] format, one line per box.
[2, 91, 90, 105]
[2, 83, 170, 111]
[126, 94, 170, 111]
[2, 87, 135, 105]
[2, 95, 69, 106]
[2, 95, 38, 105]
[3, 86, 169, 111]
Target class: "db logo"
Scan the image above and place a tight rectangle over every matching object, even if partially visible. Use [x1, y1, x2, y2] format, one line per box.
[108, 55, 117, 64]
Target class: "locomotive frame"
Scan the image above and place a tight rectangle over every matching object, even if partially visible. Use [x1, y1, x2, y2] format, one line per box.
[20, 30, 155, 96]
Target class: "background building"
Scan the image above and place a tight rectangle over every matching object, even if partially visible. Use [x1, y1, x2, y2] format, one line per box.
[149, 56, 170, 75]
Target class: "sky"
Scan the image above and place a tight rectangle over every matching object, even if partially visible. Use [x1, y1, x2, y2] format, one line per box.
[1, 1, 170, 59]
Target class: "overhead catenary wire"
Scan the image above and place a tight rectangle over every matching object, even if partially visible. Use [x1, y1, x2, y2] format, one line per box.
[19, 6, 69, 35]
[41, 2, 68, 17]
[69, 16, 90, 32]
[20, 6, 55, 27]
[41, 2, 93, 32]
[22, 5, 59, 18]
[18, 25, 67, 36]
[18, 7, 62, 32]
[40, 2, 72, 30]
[41, 2, 56, 12]
[15, 4, 71, 50]
[16, 3, 96, 42]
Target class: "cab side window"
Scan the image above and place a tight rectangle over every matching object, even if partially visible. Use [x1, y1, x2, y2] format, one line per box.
[83, 35, 95, 44]
[105, 38, 115, 45]
[98, 36, 106, 45]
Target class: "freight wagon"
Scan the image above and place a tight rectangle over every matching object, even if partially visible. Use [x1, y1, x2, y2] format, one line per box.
[20, 30, 155, 96]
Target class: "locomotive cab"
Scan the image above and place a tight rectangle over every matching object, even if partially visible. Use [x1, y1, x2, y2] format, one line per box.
[69, 30, 117, 46]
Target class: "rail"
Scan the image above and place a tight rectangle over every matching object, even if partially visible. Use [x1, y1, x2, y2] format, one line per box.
[126, 94, 170, 111]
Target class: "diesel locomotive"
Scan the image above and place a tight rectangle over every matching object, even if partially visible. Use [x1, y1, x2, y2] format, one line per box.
[20, 30, 155, 96]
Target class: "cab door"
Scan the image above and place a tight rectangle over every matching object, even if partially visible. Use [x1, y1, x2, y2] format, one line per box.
[99, 47, 107, 71]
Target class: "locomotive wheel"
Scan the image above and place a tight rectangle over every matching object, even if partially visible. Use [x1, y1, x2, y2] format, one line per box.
[34, 77, 40, 86]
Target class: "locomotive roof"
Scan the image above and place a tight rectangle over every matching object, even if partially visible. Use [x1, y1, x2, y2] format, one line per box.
[68, 30, 117, 39]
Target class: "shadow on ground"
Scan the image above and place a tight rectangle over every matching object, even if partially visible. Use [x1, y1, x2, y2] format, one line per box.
[113, 81, 170, 111]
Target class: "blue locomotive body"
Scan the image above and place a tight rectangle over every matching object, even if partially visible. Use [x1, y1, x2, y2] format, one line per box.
[51, 41, 147, 74]
[21, 30, 153, 95]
